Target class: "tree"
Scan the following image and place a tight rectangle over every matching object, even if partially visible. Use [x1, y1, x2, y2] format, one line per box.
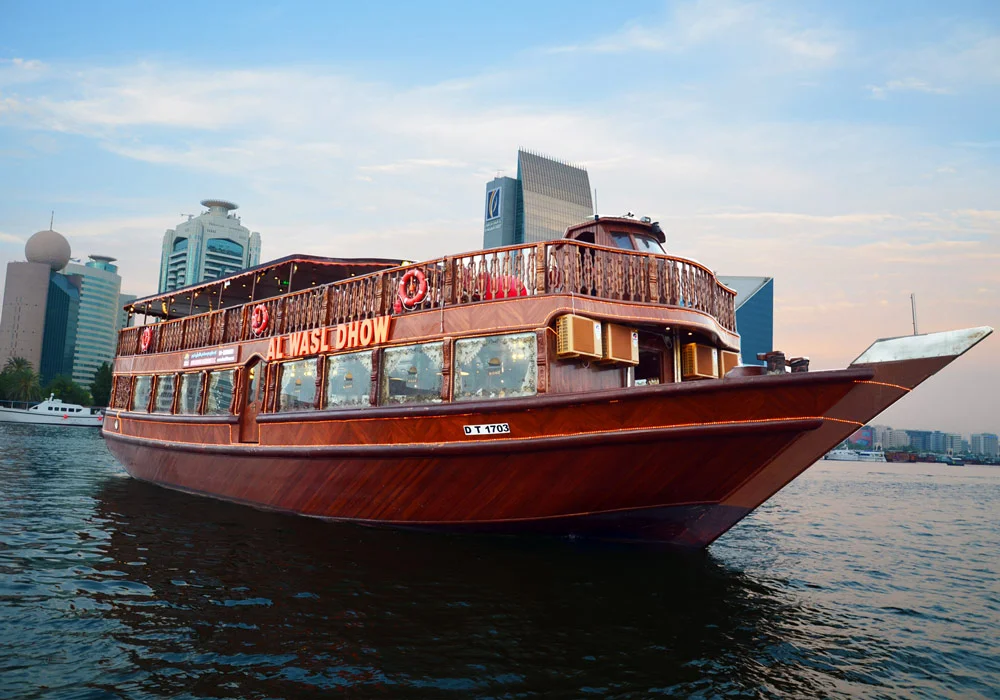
[0, 357, 42, 402]
[3, 357, 32, 374]
[90, 362, 113, 407]
[44, 375, 92, 406]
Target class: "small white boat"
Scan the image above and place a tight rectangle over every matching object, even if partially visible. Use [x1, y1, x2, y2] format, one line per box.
[824, 448, 886, 462]
[0, 394, 104, 427]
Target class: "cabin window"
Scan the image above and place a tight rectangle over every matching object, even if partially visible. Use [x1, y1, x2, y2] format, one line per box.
[633, 235, 665, 254]
[153, 376, 175, 413]
[453, 332, 537, 401]
[611, 233, 635, 250]
[325, 350, 372, 409]
[635, 351, 662, 386]
[204, 369, 235, 415]
[177, 373, 203, 414]
[380, 342, 443, 405]
[131, 376, 152, 412]
[278, 359, 317, 412]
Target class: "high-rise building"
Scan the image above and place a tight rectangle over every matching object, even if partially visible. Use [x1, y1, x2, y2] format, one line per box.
[871, 424, 892, 450]
[716, 276, 774, 366]
[0, 229, 81, 385]
[943, 432, 962, 455]
[64, 255, 124, 386]
[159, 200, 261, 293]
[118, 293, 137, 331]
[971, 433, 999, 457]
[886, 430, 911, 449]
[906, 430, 932, 452]
[39, 270, 81, 384]
[483, 150, 593, 248]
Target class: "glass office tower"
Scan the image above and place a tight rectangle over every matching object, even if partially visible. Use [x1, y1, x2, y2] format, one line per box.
[63, 255, 123, 386]
[717, 276, 774, 366]
[484, 150, 593, 248]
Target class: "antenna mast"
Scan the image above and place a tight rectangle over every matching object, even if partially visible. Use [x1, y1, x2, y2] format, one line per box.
[49, 211, 54, 230]
[910, 293, 919, 335]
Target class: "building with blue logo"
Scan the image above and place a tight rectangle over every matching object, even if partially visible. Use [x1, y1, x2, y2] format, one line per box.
[483, 150, 593, 248]
[158, 200, 261, 293]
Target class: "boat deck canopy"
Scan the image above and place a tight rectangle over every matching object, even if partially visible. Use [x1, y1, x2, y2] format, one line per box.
[128, 254, 404, 320]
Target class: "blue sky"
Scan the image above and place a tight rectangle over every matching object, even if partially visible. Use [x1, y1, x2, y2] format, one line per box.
[1, 0, 998, 431]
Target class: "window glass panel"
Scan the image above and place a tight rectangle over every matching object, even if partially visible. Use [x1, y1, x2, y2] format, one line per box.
[178, 373, 203, 414]
[153, 376, 175, 413]
[611, 233, 635, 250]
[279, 359, 317, 412]
[633, 235, 665, 253]
[205, 369, 234, 415]
[248, 362, 267, 403]
[380, 342, 443, 405]
[454, 333, 537, 401]
[205, 238, 244, 257]
[131, 376, 152, 412]
[325, 351, 372, 409]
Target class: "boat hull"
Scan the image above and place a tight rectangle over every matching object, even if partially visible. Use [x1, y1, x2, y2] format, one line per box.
[103, 327, 992, 548]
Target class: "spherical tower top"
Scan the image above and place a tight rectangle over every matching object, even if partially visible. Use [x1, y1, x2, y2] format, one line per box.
[25, 229, 72, 271]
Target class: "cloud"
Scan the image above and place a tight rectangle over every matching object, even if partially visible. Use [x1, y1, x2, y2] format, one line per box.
[359, 158, 468, 174]
[547, 0, 842, 66]
[866, 77, 951, 99]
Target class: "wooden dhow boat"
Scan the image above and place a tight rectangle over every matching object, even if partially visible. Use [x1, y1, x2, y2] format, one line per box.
[103, 217, 992, 548]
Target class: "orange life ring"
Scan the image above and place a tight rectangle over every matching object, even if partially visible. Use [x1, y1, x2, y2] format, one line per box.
[139, 327, 152, 352]
[250, 304, 269, 336]
[397, 269, 428, 309]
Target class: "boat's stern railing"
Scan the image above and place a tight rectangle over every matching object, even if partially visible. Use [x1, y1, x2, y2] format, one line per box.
[116, 241, 737, 357]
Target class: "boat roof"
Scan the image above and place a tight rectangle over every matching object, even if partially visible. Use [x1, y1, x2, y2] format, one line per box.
[128, 254, 404, 320]
[564, 216, 667, 244]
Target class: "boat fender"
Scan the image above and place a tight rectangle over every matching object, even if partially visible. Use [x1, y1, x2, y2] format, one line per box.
[397, 269, 428, 310]
[250, 304, 270, 336]
[139, 327, 152, 353]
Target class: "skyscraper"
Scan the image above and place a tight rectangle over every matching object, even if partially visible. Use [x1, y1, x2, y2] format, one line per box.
[63, 255, 124, 386]
[483, 150, 593, 248]
[158, 200, 262, 293]
[118, 293, 137, 331]
[716, 276, 774, 366]
[970, 433, 999, 457]
[0, 229, 81, 384]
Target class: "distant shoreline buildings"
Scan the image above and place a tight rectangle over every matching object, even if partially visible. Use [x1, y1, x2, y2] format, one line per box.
[855, 424, 999, 459]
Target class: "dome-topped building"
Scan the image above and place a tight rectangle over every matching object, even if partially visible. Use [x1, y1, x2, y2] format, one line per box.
[25, 229, 72, 271]
[1, 228, 79, 384]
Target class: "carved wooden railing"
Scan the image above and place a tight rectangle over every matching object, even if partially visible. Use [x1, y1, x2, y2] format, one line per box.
[118, 241, 737, 357]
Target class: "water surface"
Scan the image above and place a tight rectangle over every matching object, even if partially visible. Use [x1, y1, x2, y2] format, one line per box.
[1, 425, 998, 698]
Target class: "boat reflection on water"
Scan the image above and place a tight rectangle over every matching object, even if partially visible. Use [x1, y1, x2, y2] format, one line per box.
[91, 477, 843, 697]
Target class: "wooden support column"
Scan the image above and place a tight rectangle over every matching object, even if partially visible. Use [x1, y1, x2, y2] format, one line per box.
[534, 243, 547, 294]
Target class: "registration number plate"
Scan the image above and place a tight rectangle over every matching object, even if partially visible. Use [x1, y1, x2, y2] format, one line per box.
[463, 423, 510, 436]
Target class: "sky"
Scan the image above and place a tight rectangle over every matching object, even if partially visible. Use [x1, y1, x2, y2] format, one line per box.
[0, 0, 997, 433]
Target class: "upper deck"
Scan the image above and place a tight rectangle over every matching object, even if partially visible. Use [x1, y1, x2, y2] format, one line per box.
[117, 218, 738, 359]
